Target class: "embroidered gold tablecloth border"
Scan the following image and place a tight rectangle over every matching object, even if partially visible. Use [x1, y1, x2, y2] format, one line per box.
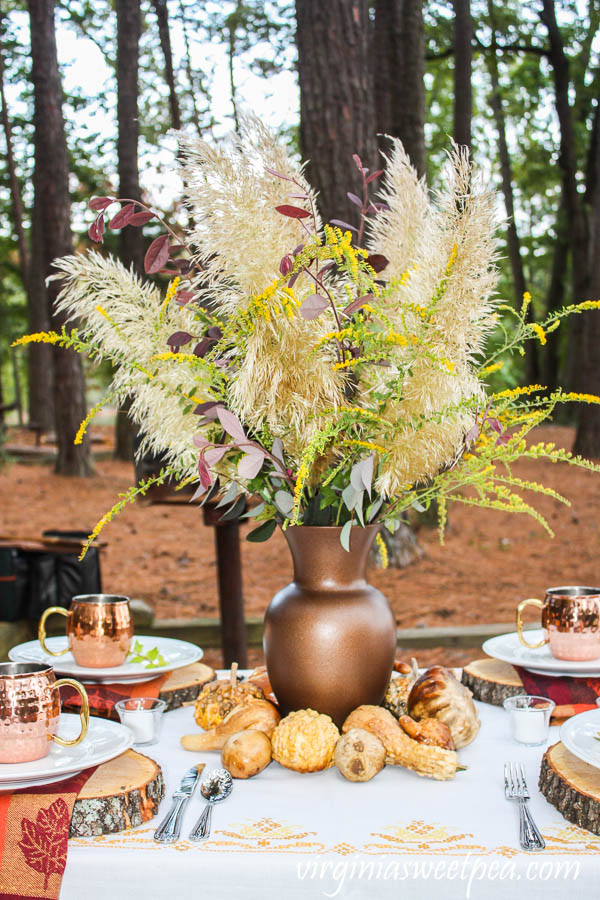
[70, 817, 600, 857]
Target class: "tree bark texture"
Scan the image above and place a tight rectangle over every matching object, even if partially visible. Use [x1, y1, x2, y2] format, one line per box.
[540, 1, 589, 359]
[177, 0, 204, 137]
[461, 658, 524, 706]
[0, 36, 54, 429]
[541, 0, 600, 456]
[115, 0, 144, 462]
[116, 0, 144, 274]
[452, 0, 472, 153]
[373, 0, 426, 178]
[539, 742, 600, 835]
[69, 750, 165, 837]
[573, 94, 600, 456]
[151, 0, 182, 130]
[296, 0, 377, 227]
[486, 0, 538, 383]
[28, 0, 91, 475]
[541, 186, 569, 392]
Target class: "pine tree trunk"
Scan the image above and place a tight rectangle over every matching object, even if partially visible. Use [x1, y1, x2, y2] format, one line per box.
[541, 0, 600, 456]
[151, 0, 181, 130]
[371, 0, 425, 566]
[0, 39, 54, 430]
[540, 1, 588, 307]
[177, 0, 204, 137]
[453, 0, 472, 153]
[114, 0, 144, 463]
[296, 0, 377, 227]
[373, 0, 426, 178]
[28, 0, 91, 476]
[542, 187, 569, 393]
[486, 0, 538, 384]
[573, 97, 600, 457]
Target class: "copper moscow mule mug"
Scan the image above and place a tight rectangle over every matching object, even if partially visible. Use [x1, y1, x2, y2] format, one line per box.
[516, 586, 600, 661]
[38, 594, 134, 668]
[0, 663, 89, 763]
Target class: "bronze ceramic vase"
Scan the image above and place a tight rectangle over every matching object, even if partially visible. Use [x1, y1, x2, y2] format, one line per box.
[263, 525, 396, 726]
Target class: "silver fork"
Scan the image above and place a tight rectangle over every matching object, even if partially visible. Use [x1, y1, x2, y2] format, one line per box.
[504, 762, 545, 852]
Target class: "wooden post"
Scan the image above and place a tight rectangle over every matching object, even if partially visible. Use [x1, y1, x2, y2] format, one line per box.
[203, 503, 247, 668]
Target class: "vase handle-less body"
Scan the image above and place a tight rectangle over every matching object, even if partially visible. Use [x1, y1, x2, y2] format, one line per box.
[263, 525, 396, 727]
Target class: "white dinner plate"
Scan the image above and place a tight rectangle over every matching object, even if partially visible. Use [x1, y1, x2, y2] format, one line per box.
[0, 714, 133, 785]
[482, 631, 600, 676]
[0, 771, 83, 793]
[560, 709, 600, 770]
[8, 634, 203, 682]
[524, 665, 600, 679]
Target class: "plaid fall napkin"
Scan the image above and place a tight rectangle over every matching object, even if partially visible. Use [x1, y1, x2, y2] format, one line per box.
[0, 768, 96, 900]
[60, 674, 169, 721]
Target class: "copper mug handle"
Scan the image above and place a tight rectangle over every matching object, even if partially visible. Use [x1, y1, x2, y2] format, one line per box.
[51, 678, 90, 747]
[516, 598, 547, 649]
[38, 606, 70, 656]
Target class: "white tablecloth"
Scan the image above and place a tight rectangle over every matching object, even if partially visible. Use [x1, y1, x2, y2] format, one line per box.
[62, 697, 600, 900]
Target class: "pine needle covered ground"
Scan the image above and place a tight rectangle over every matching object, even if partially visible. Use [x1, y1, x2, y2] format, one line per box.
[1, 424, 597, 667]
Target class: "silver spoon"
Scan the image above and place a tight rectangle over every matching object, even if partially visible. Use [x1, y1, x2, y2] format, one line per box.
[188, 768, 233, 842]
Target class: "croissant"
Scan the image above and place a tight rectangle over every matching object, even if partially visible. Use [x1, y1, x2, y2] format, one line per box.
[342, 705, 457, 781]
[407, 666, 480, 749]
[181, 699, 281, 751]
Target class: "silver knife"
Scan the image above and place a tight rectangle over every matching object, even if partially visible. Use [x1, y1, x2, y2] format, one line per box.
[154, 764, 204, 843]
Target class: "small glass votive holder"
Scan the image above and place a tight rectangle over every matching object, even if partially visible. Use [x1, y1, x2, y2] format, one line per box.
[115, 698, 166, 746]
[503, 695, 555, 746]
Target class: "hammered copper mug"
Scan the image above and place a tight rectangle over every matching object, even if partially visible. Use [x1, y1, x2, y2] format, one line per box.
[38, 594, 134, 668]
[0, 663, 89, 763]
[516, 586, 600, 661]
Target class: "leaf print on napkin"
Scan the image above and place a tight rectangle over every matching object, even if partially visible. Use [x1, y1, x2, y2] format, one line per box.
[18, 798, 69, 889]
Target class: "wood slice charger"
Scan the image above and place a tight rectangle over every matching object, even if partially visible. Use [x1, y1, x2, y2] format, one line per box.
[461, 658, 524, 706]
[66, 663, 216, 835]
[158, 661, 216, 710]
[70, 750, 165, 837]
[539, 742, 600, 835]
[62, 663, 216, 720]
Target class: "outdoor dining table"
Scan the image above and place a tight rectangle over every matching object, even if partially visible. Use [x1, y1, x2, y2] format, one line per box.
[61, 680, 598, 900]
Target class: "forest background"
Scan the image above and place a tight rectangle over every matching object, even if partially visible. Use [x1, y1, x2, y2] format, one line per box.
[1, 1, 599, 663]
[1, 0, 599, 475]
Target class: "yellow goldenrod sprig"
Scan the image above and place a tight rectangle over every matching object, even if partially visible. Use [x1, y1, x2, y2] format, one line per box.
[375, 532, 388, 569]
[493, 384, 546, 401]
[159, 276, 181, 316]
[531, 323, 546, 345]
[480, 361, 504, 376]
[79, 467, 177, 560]
[558, 392, 600, 405]
[11, 332, 61, 347]
[341, 439, 387, 453]
[74, 392, 116, 445]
